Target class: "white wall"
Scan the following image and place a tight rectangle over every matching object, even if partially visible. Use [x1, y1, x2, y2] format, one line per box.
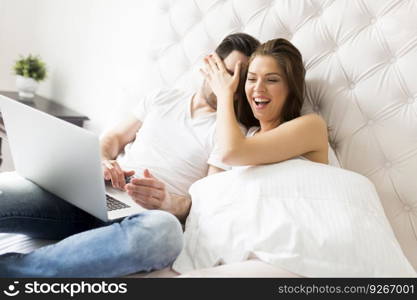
[0, 0, 156, 133]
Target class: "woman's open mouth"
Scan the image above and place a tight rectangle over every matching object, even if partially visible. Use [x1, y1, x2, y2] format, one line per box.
[253, 97, 271, 109]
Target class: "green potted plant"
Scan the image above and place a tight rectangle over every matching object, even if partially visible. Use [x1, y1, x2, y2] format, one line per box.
[13, 54, 47, 99]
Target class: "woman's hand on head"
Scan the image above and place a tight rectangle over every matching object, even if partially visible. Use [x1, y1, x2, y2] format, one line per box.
[200, 53, 241, 101]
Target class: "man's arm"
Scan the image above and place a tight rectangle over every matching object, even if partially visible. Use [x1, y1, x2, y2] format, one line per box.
[170, 165, 225, 222]
[100, 114, 142, 190]
[100, 115, 142, 161]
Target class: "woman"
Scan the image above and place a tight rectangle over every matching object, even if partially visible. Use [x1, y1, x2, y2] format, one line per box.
[201, 38, 328, 166]
[174, 38, 329, 277]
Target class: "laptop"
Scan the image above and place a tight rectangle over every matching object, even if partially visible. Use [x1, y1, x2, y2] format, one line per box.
[0, 95, 146, 221]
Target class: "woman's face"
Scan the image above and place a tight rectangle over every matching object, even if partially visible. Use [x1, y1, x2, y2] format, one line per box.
[245, 55, 289, 125]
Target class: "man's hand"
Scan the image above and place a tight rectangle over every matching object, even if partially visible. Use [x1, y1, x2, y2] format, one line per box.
[126, 169, 191, 221]
[102, 160, 135, 191]
[126, 169, 174, 210]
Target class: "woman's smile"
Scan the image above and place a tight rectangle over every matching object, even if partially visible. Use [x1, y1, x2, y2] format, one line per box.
[253, 96, 272, 110]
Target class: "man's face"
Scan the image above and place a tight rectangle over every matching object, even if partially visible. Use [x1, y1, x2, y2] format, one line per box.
[205, 50, 249, 109]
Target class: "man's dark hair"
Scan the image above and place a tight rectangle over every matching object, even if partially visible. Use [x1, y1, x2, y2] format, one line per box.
[215, 32, 260, 59]
[215, 33, 261, 128]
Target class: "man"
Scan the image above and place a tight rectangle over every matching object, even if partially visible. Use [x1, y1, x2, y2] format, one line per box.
[0, 33, 260, 277]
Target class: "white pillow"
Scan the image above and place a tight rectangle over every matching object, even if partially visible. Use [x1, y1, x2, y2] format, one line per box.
[173, 158, 416, 277]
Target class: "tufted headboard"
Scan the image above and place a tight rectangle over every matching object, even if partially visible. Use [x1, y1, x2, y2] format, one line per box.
[145, 0, 417, 270]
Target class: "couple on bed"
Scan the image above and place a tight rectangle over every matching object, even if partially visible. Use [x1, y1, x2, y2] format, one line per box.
[0, 33, 328, 277]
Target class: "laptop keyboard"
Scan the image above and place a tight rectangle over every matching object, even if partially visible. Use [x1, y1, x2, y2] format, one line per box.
[106, 194, 130, 211]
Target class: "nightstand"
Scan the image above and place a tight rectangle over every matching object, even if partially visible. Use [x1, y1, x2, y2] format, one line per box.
[0, 91, 89, 172]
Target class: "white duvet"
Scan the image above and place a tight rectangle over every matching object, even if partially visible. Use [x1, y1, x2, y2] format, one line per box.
[173, 158, 416, 277]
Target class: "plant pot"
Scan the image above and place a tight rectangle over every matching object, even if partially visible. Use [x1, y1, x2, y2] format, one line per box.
[16, 75, 39, 99]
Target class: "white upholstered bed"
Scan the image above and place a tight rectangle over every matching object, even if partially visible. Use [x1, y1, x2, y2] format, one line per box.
[1, 0, 416, 277]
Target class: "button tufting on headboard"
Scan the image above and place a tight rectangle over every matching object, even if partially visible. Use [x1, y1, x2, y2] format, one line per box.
[146, 0, 417, 271]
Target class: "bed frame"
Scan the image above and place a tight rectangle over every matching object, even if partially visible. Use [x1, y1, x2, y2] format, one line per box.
[1, 0, 416, 275]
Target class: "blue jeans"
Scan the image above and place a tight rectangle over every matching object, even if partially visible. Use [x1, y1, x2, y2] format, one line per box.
[0, 172, 183, 277]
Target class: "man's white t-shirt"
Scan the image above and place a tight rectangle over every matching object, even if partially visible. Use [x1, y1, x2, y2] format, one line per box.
[116, 89, 229, 196]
